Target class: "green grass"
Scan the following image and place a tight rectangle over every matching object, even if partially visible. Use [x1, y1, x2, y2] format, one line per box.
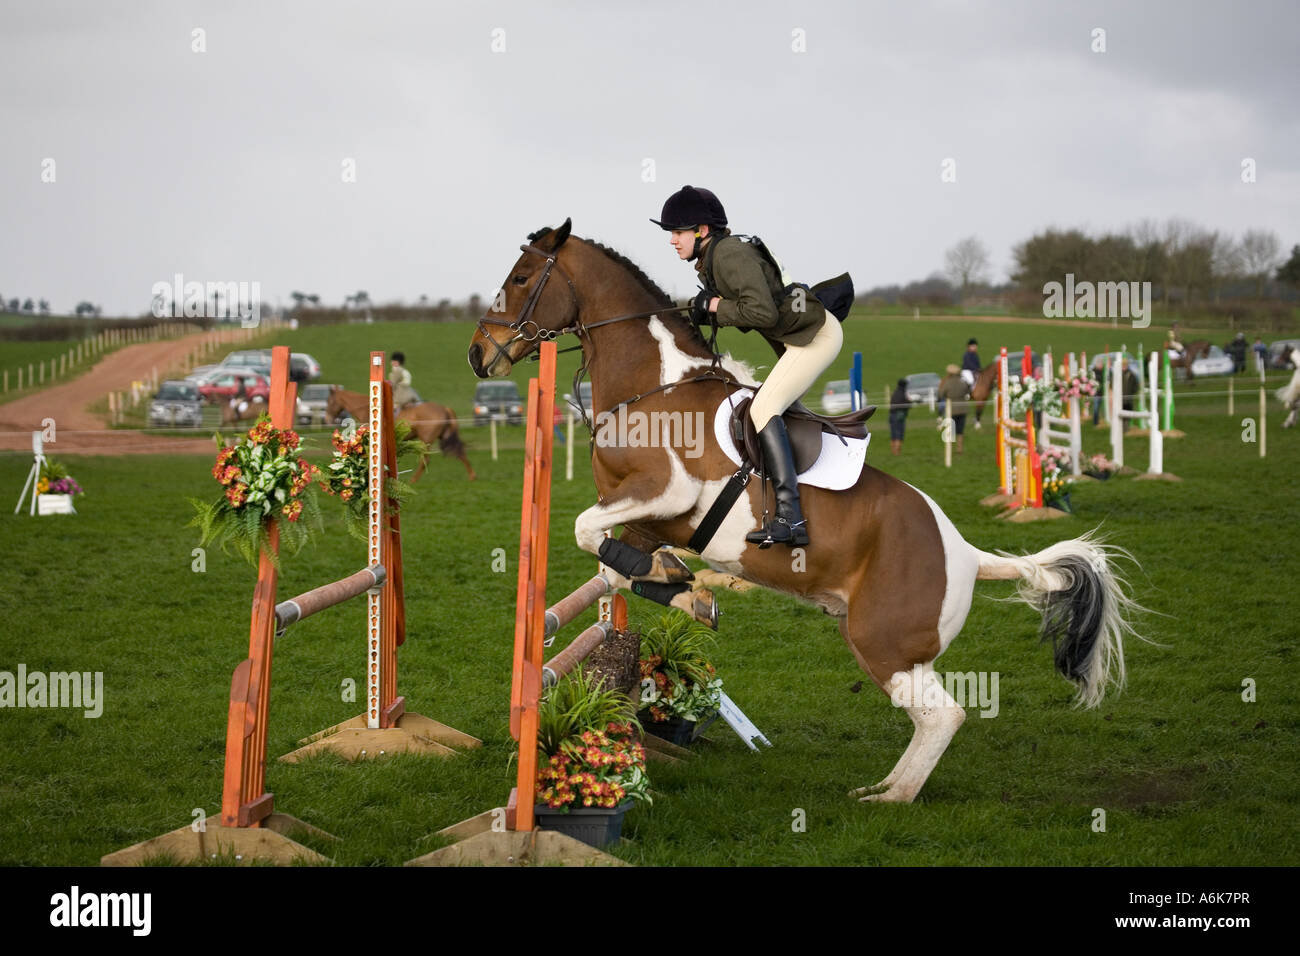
[0, 317, 1296, 866]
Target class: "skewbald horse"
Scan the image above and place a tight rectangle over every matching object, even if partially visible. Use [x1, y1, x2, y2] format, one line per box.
[326, 388, 476, 481]
[468, 219, 1143, 804]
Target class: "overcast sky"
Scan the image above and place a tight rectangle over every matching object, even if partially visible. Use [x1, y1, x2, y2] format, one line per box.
[2, 0, 1297, 315]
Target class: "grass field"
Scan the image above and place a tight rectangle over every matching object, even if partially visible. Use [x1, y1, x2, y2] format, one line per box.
[0, 317, 1296, 866]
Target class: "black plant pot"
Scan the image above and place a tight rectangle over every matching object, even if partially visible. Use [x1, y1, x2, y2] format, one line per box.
[534, 800, 633, 849]
[639, 709, 719, 746]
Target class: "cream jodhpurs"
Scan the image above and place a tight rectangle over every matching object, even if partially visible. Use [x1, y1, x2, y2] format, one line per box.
[749, 315, 844, 430]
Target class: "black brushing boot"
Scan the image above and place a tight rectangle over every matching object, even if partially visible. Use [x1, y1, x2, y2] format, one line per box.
[745, 417, 809, 548]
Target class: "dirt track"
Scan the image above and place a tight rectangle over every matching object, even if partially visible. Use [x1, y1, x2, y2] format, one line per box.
[0, 332, 233, 455]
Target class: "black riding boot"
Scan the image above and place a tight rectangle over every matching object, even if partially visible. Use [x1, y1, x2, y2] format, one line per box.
[745, 417, 809, 548]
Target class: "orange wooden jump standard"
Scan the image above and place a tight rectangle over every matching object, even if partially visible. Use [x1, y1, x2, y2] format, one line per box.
[408, 340, 630, 867]
[102, 348, 477, 867]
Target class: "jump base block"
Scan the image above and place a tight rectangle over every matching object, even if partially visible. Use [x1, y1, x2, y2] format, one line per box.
[100, 813, 335, 866]
[405, 829, 628, 867]
[281, 711, 481, 763]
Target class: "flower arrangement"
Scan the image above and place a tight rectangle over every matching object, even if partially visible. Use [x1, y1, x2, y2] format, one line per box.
[534, 668, 650, 812]
[319, 421, 425, 539]
[38, 459, 84, 497]
[1040, 445, 1073, 510]
[188, 417, 321, 565]
[1056, 371, 1098, 403]
[1008, 376, 1063, 418]
[637, 613, 723, 725]
[1083, 453, 1119, 479]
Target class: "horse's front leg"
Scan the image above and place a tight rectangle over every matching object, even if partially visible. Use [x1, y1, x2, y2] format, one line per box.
[573, 457, 719, 627]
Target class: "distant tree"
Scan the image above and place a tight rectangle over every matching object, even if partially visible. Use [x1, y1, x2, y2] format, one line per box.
[1240, 229, 1282, 297]
[22, 298, 35, 312]
[1209, 234, 1244, 303]
[75, 301, 96, 316]
[1010, 228, 1094, 291]
[352, 290, 371, 309]
[7, 298, 18, 312]
[38, 299, 51, 314]
[1276, 244, 1300, 293]
[467, 293, 484, 316]
[306, 294, 320, 307]
[943, 236, 990, 302]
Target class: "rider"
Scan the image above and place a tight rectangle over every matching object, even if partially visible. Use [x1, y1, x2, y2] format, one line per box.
[389, 352, 419, 409]
[652, 185, 844, 548]
[1167, 322, 1185, 357]
[960, 338, 981, 390]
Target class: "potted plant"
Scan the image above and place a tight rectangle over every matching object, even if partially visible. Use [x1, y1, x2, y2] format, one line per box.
[1039, 445, 1074, 513]
[1083, 453, 1119, 480]
[533, 668, 650, 849]
[36, 459, 85, 512]
[636, 613, 724, 746]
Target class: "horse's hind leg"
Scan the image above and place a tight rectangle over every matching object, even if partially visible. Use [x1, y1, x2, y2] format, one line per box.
[858, 663, 965, 804]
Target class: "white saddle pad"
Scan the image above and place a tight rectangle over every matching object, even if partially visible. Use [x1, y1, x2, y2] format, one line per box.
[713, 388, 869, 491]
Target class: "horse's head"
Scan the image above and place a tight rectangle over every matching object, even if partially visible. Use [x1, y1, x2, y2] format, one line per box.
[468, 218, 579, 378]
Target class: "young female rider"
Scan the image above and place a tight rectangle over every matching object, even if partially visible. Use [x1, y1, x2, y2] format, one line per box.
[652, 185, 844, 548]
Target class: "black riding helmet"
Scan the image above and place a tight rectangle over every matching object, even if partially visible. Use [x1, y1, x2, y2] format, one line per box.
[651, 186, 728, 261]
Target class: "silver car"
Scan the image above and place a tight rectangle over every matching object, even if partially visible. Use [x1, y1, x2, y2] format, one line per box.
[149, 380, 204, 428]
[1189, 344, 1236, 378]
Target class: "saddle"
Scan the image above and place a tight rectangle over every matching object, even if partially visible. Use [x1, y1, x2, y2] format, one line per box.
[729, 394, 875, 475]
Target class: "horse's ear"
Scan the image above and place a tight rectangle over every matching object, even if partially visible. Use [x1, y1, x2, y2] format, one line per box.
[530, 218, 572, 252]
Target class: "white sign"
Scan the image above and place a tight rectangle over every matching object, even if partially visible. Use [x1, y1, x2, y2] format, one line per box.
[718, 692, 770, 751]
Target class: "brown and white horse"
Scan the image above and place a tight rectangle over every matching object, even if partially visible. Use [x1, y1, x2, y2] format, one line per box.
[468, 219, 1142, 804]
[968, 362, 1000, 428]
[1167, 340, 1212, 381]
[221, 396, 267, 426]
[326, 388, 476, 481]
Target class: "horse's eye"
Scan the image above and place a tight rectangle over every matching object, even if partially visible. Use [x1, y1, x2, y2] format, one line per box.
[513, 275, 528, 285]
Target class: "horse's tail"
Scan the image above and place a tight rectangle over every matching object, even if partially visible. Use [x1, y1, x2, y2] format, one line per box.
[974, 531, 1143, 708]
[438, 411, 465, 456]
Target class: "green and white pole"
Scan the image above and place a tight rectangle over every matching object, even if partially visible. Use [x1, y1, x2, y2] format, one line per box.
[1136, 343, 1146, 413]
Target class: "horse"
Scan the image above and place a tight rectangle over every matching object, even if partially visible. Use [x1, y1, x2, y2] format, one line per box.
[1277, 347, 1300, 429]
[326, 387, 476, 481]
[220, 396, 267, 426]
[1166, 340, 1211, 381]
[968, 362, 1000, 428]
[468, 218, 1143, 805]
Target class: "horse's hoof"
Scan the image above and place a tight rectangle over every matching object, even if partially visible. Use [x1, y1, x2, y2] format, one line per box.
[636, 550, 694, 584]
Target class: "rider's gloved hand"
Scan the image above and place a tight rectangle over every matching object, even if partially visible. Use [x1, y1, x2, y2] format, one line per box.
[691, 288, 714, 326]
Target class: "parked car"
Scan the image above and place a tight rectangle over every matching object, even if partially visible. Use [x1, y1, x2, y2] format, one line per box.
[149, 380, 204, 428]
[298, 383, 336, 426]
[1189, 344, 1236, 378]
[221, 349, 321, 381]
[1267, 339, 1300, 369]
[474, 380, 524, 425]
[821, 380, 853, 414]
[184, 363, 223, 382]
[562, 382, 594, 418]
[197, 370, 271, 403]
[904, 372, 941, 406]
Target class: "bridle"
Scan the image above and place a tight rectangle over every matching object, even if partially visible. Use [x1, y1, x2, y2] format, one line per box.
[474, 239, 740, 431]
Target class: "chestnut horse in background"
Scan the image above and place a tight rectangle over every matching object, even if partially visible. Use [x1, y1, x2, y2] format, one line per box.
[220, 396, 268, 426]
[326, 388, 476, 481]
[968, 362, 1000, 428]
[467, 218, 1144, 804]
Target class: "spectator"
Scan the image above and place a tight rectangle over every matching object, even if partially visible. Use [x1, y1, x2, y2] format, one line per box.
[889, 378, 911, 455]
[231, 374, 247, 412]
[1091, 355, 1108, 426]
[1121, 359, 1139, 429]
[1253, 337, 1267, 375]
[938, 363, 971, 455]
[960, 338, 981, 390]
[1225, 332, 1248, 374]
[389, 352, 420, 409]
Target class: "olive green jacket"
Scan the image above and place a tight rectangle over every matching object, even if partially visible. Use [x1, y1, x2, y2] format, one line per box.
[694, 233, 826, 348]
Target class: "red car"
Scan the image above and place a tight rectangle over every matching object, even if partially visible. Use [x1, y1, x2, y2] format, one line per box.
[198, 371, 271, 403]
